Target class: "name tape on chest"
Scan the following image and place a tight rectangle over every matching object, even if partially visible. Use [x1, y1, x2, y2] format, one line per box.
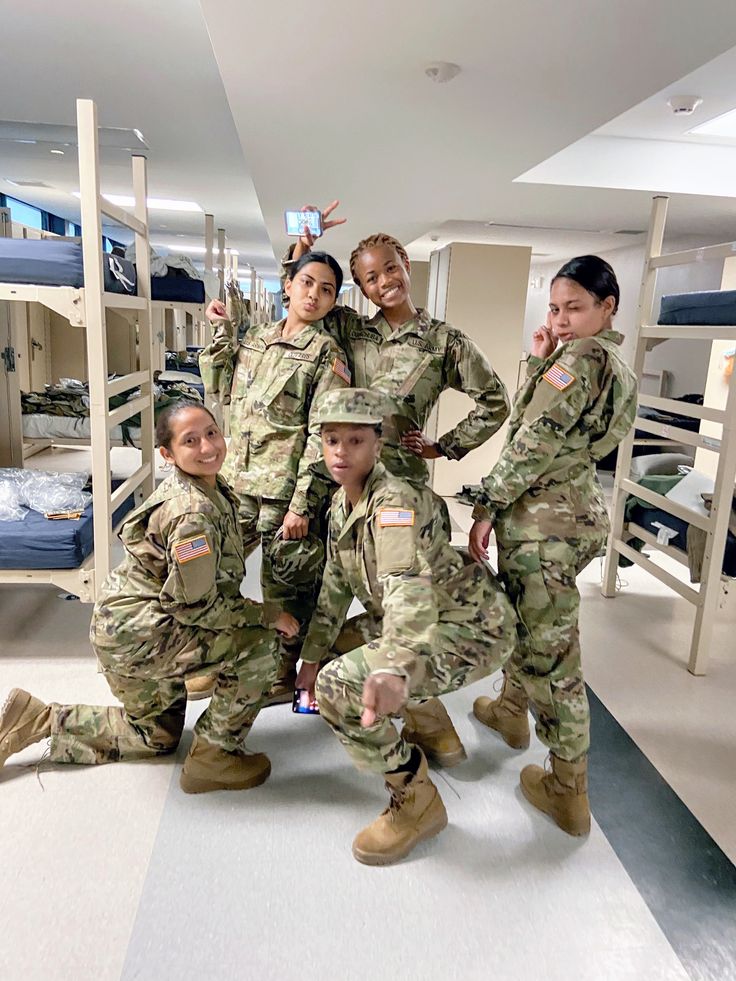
[542, 363, 576, 391]
[407, 338, 444, 355]
[332, 357, 351, 384]
[174, 535, 211, 564]
[285, 350, 316, 363]
[378, 508, 415, 528]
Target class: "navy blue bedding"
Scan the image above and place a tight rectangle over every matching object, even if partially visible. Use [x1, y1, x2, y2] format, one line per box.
[658, 290, 736, 326]
[0, 239, 205, 302]
[0, 239, 136, 294]
[152, 274, 205, 304]
[627, 504, 736, 577]
[0, 479, 135, 570]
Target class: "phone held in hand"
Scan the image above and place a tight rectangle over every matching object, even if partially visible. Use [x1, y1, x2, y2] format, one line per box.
[292, 688, 320, 715]
[284, 210, 322, 238]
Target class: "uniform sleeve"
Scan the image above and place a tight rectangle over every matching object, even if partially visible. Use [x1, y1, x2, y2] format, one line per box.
[368, 500, 439, 682]
[159, 512, 269, 631]
[472, 344, 600, 524]
[300, 529, 354, 663]
[289, 339, 350, 516]
[199, 318, 237, 402]
[437, 331, 510, 459]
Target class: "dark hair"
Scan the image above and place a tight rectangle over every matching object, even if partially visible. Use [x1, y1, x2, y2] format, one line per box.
[155, 400, 218, 449]
[287, 250, 343, 295]
[552, 255, 620, 314]
[349, 233, 410, 287]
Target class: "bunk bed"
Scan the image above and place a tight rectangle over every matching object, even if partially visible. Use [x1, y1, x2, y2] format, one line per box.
[0, 98, 154, 602]
[603, 195, 736, 675]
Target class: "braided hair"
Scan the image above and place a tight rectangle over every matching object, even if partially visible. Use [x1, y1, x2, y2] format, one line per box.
[349, 233, 410, 287]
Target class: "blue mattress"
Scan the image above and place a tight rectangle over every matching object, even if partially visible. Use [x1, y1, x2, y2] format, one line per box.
[152, 273, 205, 304]
[0, 480, 135, 570]
[658, 290, 736, 326]
[0, 239, 136, 294]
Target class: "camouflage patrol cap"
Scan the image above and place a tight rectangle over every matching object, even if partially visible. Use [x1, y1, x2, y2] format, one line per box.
[313, 388, 388, 426]
[268, 532, 325, 588]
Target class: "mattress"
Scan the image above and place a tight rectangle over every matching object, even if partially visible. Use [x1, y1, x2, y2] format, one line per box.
[151, 272, 205, 304]
[0, 239, 136, 294]
[658, 289, 736, 326]
[0, 479, 135, 569]
[23, 415, 139, 444]
[627, 504, 736, 577]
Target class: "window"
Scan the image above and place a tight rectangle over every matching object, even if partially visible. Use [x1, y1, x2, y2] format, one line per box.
[6, 196, 42, 230]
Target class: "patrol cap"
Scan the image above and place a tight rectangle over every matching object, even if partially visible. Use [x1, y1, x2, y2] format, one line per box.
[313, 388, 388, 427]
[268, 532, 325, 587]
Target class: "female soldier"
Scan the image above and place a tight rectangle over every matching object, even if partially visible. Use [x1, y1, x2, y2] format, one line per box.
[289, 212, 510, 488]
[199, 251, 349, 702]
[0, 402, 298, 793]
[296, 388, 517, 866]
[468, 255, 637, 836]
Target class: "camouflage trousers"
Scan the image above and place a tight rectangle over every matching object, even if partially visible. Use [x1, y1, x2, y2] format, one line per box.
[496, 534, 606, 762]
[48, 622, 280, 765]
[316, 564, 517, 773]
[238, 495, 327, 674]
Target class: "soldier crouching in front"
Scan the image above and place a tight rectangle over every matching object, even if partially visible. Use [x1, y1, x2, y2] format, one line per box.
[0, 402, 298, 793]
[295, 388, 517, 866]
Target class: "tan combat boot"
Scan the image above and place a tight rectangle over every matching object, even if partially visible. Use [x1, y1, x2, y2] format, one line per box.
[352, 750, 448, 866]
[473, 676, 530, 749]
[0, 688, 52, 767]
[185, 673, 217, 701]
[402, 697, 467, 767]
[179, 733, 271, 794]
[261, 650, 298, 707]
[520, 754, 591, 836]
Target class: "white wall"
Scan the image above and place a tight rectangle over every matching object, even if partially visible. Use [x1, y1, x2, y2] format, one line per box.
[524, 236, 725, 397]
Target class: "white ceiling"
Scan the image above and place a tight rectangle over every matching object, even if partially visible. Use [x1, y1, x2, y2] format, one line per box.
[3, 1, 736, 279]
[0, 0, 276, 274]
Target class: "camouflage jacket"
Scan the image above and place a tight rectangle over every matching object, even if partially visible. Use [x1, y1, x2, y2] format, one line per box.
[320, 306, 510, 484]
[472, 330, 638, 541]
[301, 462, 495, 678]
[199, 318, 349, 514]
[282, 251, 508, 483]
[91, 469, 272, 651]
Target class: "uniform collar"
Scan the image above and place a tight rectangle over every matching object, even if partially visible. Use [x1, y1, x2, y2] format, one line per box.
[173, 468, 232, 510]
[336, 462, 386, 541]
[262, 318, 321, 348]
[601, 329, 625, 346]
[367, 308, 432, 341]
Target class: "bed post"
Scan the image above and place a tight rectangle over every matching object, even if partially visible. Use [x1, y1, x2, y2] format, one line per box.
[132, 154, 154, 500]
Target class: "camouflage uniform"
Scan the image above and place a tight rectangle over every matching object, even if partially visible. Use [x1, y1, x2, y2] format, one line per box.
[303, 400, 517, 772]
[472, 330, 638, 761]
[47, 469, 280, 765]
[282, 253, 510, 488]
[199, 318, 348, 637]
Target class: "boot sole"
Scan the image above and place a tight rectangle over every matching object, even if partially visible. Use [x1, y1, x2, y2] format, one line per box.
[472, 707, 530, 750]
[351, 810, 449, 867]
[519, 778, 591, 836]
[179, 760, 271, 794]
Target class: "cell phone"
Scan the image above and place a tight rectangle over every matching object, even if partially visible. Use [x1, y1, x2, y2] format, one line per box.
[292, 688, 320, 715]
[284, 210, 323, 238]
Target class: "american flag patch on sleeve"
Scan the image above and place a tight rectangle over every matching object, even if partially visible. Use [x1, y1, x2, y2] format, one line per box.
[542, 363, 576, 391]
[378, 508, 415, 528]
[332, 357, 351, 384]
[173, 535, 212, 564]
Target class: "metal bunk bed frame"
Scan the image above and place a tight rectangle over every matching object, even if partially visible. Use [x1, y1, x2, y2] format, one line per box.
[0, 98, 154, 602]
[602, 195, 736, 675]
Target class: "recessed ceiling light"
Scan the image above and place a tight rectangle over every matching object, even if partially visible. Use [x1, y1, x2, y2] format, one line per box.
[50, 148, 64, 155]
[689, 106, 736, 138]
[72, 192, 202, 213]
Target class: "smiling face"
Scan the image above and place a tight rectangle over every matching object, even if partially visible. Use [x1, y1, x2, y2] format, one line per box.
[354, 243, 412, 312]
[159, 406, 227, 486]
[548, 276, 616, 343]
[284, 260, 338, 322]
[321, 423, 382, 492]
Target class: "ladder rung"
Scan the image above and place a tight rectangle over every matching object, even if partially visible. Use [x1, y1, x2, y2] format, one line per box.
[110, 463, 151, 511]
[649, 242, 736, 268]
[107, 395, 150, 430]
[612, 538, 700, 604]
[638, 394, 726, 424]
[618, 478, 711, 532]
[634, 417, 720, 453]
[107, 371, 149, 398]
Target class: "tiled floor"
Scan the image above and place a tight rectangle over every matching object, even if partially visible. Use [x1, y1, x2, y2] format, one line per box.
[1, 450, 734, 980]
